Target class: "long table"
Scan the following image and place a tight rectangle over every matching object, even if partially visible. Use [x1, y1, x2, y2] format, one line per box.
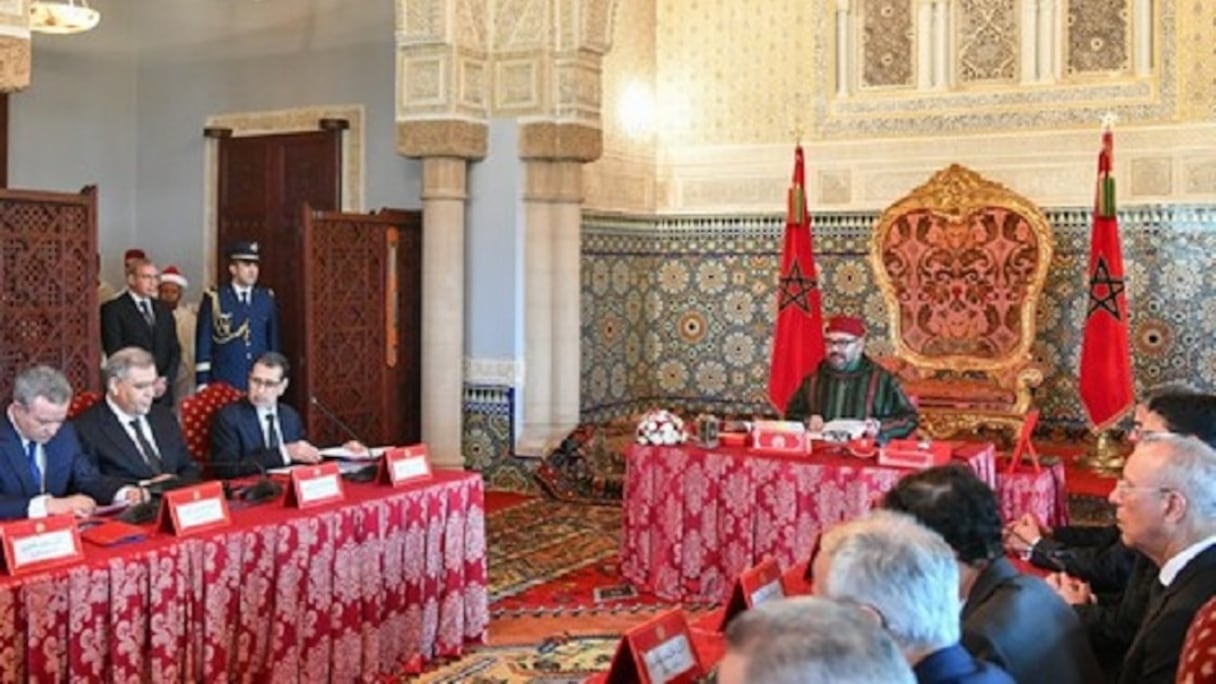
[0, 469, 487, 681]
[621, 442, 996, 603]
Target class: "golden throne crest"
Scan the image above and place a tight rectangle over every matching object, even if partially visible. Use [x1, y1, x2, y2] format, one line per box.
[869, 164, 1055, 439]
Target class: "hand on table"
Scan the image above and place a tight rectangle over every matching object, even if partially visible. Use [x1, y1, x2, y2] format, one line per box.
[46, 494, 97, 518]
[286, 440, 322, 464]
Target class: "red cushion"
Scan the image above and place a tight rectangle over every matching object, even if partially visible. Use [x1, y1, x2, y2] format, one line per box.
[1179, 595, 1216, 683]
[179, 383, 243, 463]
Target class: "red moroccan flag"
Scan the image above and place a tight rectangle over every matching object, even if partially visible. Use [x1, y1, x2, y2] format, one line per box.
[768, 145, 826, 413]
[1079, 125, 1134, 430]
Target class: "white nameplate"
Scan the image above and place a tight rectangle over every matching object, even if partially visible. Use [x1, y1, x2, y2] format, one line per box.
[641, 633, 696, 683]
[176, 498, 226, 530]
[299, 474, 340, 502]
[12, 529, 78, 566]
[391, 456, 429, 481]
[749, 579, 784, 606]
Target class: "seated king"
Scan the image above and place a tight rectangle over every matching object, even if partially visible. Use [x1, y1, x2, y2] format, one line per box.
[783, 315, 918, 442]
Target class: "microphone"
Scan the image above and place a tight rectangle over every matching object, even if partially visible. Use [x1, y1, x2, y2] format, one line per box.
[223, 455, 284, 503]
[309, 395, 379, 482]
[309, 395, 365, 444]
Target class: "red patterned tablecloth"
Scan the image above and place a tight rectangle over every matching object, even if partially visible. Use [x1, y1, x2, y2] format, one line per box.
[996, 462, 1070, 529]
[0, 469, 487, 682]
[621, 443, 995, 603]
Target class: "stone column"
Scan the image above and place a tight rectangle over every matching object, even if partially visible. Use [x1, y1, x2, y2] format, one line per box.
[835, 0, 852, 97]
[398, 120, 487, 468]
[1133, 0, 1152, 77]
[516, 122, 601, 456]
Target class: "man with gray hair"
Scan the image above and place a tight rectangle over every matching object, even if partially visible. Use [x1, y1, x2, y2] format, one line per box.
[0, 365, 127, 519]
[814, 511, 1013, 683]
[1112, 433, 1216, 684]
[718, 595, 915, 684]
[74, 347, 201, 487]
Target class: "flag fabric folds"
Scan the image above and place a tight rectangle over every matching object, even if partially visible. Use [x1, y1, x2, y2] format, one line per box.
[1078, 124, 1134, 430]
[768, 145, 826, 413]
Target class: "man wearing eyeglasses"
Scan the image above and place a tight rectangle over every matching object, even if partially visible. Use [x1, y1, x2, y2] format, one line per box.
[783, 314, 918, 441]
[208, 352, 319, 478]
[1109, 433, 1216, 684]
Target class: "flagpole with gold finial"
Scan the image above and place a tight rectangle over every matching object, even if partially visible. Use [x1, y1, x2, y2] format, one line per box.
[1081, 112, 1133, 475]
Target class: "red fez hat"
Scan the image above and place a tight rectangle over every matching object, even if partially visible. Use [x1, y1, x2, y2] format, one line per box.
[825, 315, 866, 338]
[124, 248, 146, 262]
[160, 265, 188, 288]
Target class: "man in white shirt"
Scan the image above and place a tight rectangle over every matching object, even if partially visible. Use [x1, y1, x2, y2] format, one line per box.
[1113, 433, 1216, 684]
[73, 348, 202, 487]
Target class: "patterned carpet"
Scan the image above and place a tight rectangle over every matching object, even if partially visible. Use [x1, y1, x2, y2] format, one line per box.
[414, 635, 619, 684]
[488, 499, 621, 604]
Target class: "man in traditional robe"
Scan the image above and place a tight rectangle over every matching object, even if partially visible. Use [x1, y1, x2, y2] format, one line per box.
[157, 265, 196, 411]
[783, 314, 918, 441]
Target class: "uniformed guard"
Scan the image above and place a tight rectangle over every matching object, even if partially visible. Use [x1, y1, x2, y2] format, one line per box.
[195, 241, 280, 392]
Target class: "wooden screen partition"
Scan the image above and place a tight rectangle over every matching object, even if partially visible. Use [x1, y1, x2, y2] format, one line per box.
[301, 206, 422, 448]
[0, 186, 99, 398]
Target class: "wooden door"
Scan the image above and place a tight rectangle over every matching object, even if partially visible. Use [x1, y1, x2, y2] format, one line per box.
[216, 130, 340, 406]
[300, 207, 422, 447]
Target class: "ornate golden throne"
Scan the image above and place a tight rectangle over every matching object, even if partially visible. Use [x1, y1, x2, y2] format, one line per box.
[869, 164, 1055, 440]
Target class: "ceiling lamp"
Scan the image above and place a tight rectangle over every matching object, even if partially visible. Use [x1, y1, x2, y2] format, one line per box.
[30, 0, 101, 35]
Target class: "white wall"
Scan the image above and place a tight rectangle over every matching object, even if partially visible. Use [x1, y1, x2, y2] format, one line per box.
[9, 0, 421, 296]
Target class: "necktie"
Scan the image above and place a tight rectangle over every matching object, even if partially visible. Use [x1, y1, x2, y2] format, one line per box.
[25, 440, 42, 493]
[265, 413, 281, 450]
[129, 418, 164, 473]
[139, 299, 155, 327]
[240, 291, 249, 306]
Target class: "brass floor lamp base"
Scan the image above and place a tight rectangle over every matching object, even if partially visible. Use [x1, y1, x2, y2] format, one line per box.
[1081, 430, 1130, 476]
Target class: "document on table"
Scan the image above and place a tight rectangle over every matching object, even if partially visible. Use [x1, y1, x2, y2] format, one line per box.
[319, 446, 385, 461]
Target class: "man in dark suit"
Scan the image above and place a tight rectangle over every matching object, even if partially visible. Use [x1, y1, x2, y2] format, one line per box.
[0, 365, 130, 520]
[210, 352, 365, 477]
[101, 257, 181, 406]
[814, 511, 1014, 683]
[74, 347, 201, 487]
[195, 241, 280, 392]
[1113, 433, 1216, 684]
[883, 466, 1103, 684]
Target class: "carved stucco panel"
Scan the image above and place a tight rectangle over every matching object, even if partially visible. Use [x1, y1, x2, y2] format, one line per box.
[1130, 157, 1173, 197]
[457, 0, 489, 50]
[957, 0, 1019, 83]
[496, 57, 542, 110]
[818, 170, 853, 206]
[398, 0, 447, 42]
[1065, 0, 1131, 75]
[1184, 160, 1216, 196]
[860, 0, 915, 88]
[495, 0, 548, 51]
[404, 56, 446, 104]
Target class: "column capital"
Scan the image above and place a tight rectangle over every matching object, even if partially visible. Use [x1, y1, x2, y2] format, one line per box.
[0, 36, 30, 92]
[518, 121, 603, 163]
[396, 119, 488, 160]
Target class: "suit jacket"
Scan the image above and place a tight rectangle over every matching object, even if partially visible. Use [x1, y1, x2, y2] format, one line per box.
[1031, 524, 1133, 592]
[0, 414, 121, 520]
[209, 399, 305, 478]
[961, 557, 1103, 684]
[1118, 545, 1216, 684]
[101, 292, 182, 405]
[914, 643, 1015, 684]
[195, 285, 280, 391]
[73, 402, 201, 484]
[1075, 552, 1155, 680]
